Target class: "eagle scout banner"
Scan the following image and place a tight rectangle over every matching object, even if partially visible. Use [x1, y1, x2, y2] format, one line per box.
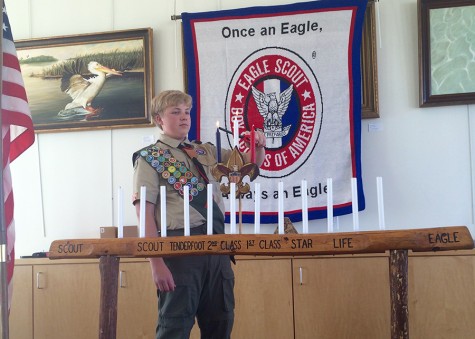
[182, 0, 367, 223]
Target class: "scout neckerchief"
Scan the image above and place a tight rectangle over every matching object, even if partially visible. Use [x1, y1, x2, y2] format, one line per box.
[178, 143, 210, 184]
[135, 142, 225, 235]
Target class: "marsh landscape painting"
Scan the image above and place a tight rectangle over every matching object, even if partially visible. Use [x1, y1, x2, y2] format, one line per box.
[16, 28, 153, 132]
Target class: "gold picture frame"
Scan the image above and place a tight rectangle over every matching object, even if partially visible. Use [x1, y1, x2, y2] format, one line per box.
[16, 28, 154, 132]
[361, 1, 379, 119]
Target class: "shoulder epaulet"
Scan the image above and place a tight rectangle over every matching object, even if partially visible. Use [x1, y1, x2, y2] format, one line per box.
[192, 140, 202, 144]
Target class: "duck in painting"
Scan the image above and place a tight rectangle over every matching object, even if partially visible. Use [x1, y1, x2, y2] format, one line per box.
[58, 60, 122, 120]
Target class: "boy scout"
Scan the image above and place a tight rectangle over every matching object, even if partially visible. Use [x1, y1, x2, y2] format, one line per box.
[133, 90, 265, 339]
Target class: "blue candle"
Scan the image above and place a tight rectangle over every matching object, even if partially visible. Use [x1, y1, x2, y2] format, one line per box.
[216, 122, 222, 163]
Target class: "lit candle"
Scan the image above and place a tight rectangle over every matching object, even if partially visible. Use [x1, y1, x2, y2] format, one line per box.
[327, 178, 333, 233]
[160, 186, 167, 237]
[233, 119, 239, 148]
[207, 184, 213, 235]
[278, 181, 284, 234]
[230, 183, 237, 234]
[250, 125, 256, 163]
[139, 186, 147, 237]
[184, 185, 190, 236]
[301, 180, 308, 234]
[215, 121, 222, 163]
[351, 177, 359, 231]
[118, 186, 124, 238]
[254, 182, 261, 234]
[377, 176, 385, 230]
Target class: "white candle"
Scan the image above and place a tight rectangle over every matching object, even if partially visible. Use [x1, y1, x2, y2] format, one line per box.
[139, 186, 147, 237]
[254, 182, 261, 234]
[160, 186, 167, 237]
[278, 181, 284, 234]
[207, 184, 213, 235]
[233, 119, 239, 148]
[230, 183, 237, 234]
[327, 178, 333, 233]
[377, 177, 385, 230]
[301, 180, 308, 234]
[184, 185, 190, 236]
[118, 186, 124, 238]
[351, 177, 359, 231]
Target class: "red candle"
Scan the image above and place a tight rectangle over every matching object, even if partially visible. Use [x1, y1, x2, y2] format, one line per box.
[250, 125, 256, 163]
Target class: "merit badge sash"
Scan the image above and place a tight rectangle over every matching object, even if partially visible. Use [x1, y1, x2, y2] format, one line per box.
[182, 0, 367, 223]
[137, 145, 225, 234]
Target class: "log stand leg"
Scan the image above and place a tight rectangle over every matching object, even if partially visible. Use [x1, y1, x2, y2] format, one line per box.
[389, 249, 409, 339]
[99, 255, 120, 339]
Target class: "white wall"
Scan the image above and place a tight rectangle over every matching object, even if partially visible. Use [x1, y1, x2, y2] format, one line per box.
[7, 0, 475, 257]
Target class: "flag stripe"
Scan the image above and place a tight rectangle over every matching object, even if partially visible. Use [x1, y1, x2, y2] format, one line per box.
[3, 81, 28, 99]
[2, 4, 35, 313]
[3, 52, 21, 72]
[9, 129, 34, 161]
[1, 109, 33, 125]
[1, 95, 31, 116]
[2, 66, 25, 87]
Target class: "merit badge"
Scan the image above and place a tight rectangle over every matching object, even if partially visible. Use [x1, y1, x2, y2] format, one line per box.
[143, 148, 206, 199]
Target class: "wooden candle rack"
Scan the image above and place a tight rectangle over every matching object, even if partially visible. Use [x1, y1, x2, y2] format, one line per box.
[49, 226, 474, 339]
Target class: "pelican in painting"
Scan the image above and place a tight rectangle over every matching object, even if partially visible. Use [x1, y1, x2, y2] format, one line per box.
[59, 60, 122, 120]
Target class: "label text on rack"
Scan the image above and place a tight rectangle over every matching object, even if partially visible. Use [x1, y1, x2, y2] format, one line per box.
[57, 242, 84, 254]
[137, 241, 164, 252]
[291, 238, 313, 249]
[333, 238, 353, 249]
[428, 232, 460, 244]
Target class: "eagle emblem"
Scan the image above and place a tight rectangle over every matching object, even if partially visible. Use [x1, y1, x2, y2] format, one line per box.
[251, 85, 293, 147]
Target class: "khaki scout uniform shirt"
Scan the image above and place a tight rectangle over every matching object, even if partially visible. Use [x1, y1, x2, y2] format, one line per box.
[133, 134, 231, 231]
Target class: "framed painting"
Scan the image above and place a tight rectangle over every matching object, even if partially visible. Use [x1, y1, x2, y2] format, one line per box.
[418, 0, 475, 107]
[16, 28, 154, 132]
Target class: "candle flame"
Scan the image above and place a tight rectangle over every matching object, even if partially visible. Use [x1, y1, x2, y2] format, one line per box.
[216, 121, 219, 128]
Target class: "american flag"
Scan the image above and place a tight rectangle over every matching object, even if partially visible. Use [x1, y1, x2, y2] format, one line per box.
[2, 5, 35, 311]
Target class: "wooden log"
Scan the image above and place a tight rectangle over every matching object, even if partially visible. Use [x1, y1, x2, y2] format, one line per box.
[48, 226, 474, 259]
[390, 249, 409, 339]
[98, 256, 119, 339]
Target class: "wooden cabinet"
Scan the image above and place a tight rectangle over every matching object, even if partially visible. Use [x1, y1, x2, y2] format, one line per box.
[408, 253, 475, 339]
[192, 258, 295, 339]
[10, 264, 33, 339]
[232, 258, 294, 339]
[33, 261, 100, 339]
[293, 256, 391, 339]
[117, 261, 157, 339]
[10, 251, 475, 339]
[10, 260, 101, 339]
[10, 259, 156, 339]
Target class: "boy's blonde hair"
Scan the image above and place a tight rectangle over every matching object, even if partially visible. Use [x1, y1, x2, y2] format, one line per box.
[151, 90, 192, 128]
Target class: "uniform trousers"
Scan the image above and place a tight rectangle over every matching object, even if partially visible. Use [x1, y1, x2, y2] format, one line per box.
[156, 226, 235, 339]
